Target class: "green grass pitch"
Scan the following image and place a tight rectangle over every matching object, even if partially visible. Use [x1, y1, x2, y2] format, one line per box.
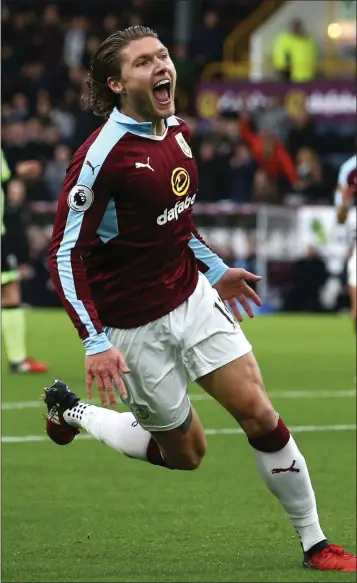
[1, 309, 356, 582]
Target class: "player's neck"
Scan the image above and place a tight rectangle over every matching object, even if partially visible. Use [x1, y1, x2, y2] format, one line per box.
[150, 119, 166, 136]
[120, 106, 166, 136]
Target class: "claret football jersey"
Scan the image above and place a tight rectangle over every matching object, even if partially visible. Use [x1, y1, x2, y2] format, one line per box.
[49, 109, 228, 354]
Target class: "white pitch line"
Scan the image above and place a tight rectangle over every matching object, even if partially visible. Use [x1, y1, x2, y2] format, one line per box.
[1, 424, 356, 444]
[190, 390, 356, 401]
[1, 389, 356, 412]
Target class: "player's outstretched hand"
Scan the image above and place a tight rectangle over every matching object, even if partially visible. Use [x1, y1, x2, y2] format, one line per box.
[85, 347, 130, 407]
[214, 268, 262, 322]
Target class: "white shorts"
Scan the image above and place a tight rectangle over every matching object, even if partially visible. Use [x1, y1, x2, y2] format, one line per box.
[347, 245, 356, 288]
[107, 272, 252, 431]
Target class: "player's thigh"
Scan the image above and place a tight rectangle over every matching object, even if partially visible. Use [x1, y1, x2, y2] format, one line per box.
[181, 277, 276, 435]
[197, 352, 277, 436]
[197, 352, 276, 428]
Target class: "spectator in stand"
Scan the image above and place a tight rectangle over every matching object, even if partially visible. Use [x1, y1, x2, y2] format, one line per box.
[252, 168, 280, 204]
[254, 96, 289, 144]
[172, 43, 197, 97]
[34, 3, 63, 67]
[229, 143, 257, 203]
[81, 36, 102, 72]
[239, 114, 298, 191]
[196, 140, 227, 201]
[44, 145, 71, 201]
[10, 93, 30, 123]
[286, 107, 319, 159]
[294, 148, 326, 202]
[8, 11, 33, 68]
[122, 0, 148, 29]
[18, 62, 49, 111]
[63, 16, 89, 68]
[191, 9, 226, 74]
[101, 14, 121, 38]
[273, 19, 318, 83]
[3, 123, 34, 168]
[22, 226, 60, 308]
[36, 92, 53, 125]
[51, 102, 76, 143]
[26, 117, 52, 162]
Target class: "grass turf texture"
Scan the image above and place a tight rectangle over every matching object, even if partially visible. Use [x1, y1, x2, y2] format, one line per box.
[1, 309, 356, 582]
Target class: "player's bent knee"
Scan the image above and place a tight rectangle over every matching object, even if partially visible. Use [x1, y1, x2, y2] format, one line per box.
[151, 407, 207, 471]
[169, 447, 206, 471]
[167, 431, 207, 471]
[239, 404, 278, 438]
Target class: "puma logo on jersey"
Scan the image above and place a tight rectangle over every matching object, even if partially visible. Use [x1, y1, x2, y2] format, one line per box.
[157, 192, 196, 225]
[86, 160, 100, 175]
[135, 157, 154, 172]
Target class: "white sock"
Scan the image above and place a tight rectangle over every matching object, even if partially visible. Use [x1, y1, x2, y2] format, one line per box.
[63, 402, 151, 461]
[253, 435, 326, 551]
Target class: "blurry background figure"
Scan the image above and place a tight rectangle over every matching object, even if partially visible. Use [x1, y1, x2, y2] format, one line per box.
[190, 9, 226, 75]
[273, 19, 318, 82]
[283, 245, 328, 312]
[254, 96, 289, 143]
[172, 43, 197, 97]
[239, 113, 298, 198]
[63, 16, 89, 68]
[335, 155, 357, 333]
[43, 145, 71, 201]
[286, 107, 318, 160]
[229, 144, 257, 203]
[252, 168, 279, 204]
[1, 150, 48, 373]
[294, 148, 325, 202]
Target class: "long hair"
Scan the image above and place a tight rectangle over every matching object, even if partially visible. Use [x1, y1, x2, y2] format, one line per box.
[83, 26, 158, 120]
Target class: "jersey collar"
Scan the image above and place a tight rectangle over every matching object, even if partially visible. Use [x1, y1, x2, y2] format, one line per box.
[109, 108, 179, 135]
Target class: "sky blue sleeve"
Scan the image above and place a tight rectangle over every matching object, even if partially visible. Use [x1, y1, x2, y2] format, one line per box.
[189, 234, 229, 286]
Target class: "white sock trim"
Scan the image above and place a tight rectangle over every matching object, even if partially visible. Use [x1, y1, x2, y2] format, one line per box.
[63, 402, 90, 427]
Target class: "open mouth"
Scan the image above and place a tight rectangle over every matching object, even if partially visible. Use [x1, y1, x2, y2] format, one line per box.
[152, 79, 171, 106]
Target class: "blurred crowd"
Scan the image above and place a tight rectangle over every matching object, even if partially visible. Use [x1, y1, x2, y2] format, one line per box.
[185, 103, 354, 205]
[1, 0, 355, 308]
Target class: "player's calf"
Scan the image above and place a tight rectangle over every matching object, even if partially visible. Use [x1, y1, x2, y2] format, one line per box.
[151, 407, 207, 471]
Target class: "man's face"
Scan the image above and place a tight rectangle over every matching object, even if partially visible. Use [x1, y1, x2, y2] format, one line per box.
[119, 36, 176, 120]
